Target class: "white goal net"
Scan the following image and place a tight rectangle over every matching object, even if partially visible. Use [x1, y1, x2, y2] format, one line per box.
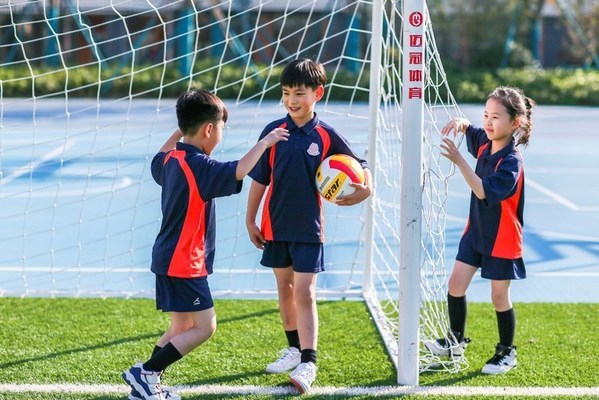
[0, 0, 465, 380]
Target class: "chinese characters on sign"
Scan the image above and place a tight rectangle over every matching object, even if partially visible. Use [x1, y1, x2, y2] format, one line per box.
[407, 11, 424, 100]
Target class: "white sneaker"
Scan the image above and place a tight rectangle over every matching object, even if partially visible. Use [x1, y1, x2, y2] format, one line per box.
[481, 344, 517, 374]
[424, 337, 470, 357]
[265, 347, 301, 373]
[129, 386, 180, 400]
[289, 362, 317, 394]
[122, 362, 165, 400]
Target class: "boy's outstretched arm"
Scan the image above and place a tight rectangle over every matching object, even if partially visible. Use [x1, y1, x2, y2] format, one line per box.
[336, 167, 372, 206]
[236, 127, 289, 180]
[159, 129, 184, 153]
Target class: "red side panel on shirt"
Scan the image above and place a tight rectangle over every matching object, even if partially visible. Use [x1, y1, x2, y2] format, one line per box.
[164, 151, 208, 278]
[492, 165, 524, 259]
[261, 145, 276, 241]
[314, 125, 331, 241]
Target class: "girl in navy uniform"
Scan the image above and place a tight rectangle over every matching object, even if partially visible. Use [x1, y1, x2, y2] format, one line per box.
[425, 86, 535, 375]
[122, 89, 288, 400]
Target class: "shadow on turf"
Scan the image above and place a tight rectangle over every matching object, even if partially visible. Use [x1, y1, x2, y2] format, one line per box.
[217, 307, 280, 325]
[184, 369, 266, 386]
[0, 331, 161, 370]
[420, 368, 484, 385]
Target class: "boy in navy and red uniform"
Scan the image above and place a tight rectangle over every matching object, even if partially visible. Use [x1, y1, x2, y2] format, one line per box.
[245, 58, 372, 394]
[122, 89, 288, 400]
[425, 86, 535, 375]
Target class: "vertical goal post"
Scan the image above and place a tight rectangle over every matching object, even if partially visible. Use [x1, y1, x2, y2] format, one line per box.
[399, 0, 425, 386]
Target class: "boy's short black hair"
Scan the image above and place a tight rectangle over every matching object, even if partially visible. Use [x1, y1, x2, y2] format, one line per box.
[176, 89, 228, 136]
[280, 58, 327, 89]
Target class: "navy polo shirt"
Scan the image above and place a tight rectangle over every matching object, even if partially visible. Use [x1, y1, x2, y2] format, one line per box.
[249, 113, 368, 243]
[150, 142, 241, 278]
[464, 126, 525, 259]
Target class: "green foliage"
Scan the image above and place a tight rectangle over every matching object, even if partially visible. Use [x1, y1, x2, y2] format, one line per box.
[448, 67, 599, 105]
[1, 60, 598, 106]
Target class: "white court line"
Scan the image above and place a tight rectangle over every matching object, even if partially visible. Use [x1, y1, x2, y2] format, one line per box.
[526, 177, 581, 211]
[1, 383, 598, 397]
[0, 140, 76, 185]
[526, 167, 599, 174]
[447, 215, 599, 243]
[0, 267, 355, 275]
[533, 272, 599, 277]
[537, 230, 599, 243]
[2, 176, 133, 198]
[451, 178, 599, 211]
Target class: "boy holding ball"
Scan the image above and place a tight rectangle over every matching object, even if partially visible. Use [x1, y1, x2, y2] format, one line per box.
[246, 58, 372, 394]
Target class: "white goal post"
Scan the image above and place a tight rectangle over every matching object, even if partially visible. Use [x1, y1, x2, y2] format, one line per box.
[0, 0, 465, 383]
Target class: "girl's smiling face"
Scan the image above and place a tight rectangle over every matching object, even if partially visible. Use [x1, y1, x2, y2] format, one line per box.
[483, 98, 520, 148]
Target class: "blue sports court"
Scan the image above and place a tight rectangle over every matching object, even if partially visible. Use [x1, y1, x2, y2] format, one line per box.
[0, 99, 597, 302]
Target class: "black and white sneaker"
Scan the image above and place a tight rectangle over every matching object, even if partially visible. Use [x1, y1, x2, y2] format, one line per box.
[481, 344, 517, 374]
[424, 336, 470, 357]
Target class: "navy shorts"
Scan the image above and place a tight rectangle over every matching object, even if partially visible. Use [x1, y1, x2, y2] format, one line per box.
[456, 234, 526, 280]
[260, 241, 324, 273]
[155, 274, 214, 312]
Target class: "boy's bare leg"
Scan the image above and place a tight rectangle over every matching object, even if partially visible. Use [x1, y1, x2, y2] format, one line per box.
[168, 308, 217, 355]
[293, 272, 318, 351]
[273, 267, 297, 331]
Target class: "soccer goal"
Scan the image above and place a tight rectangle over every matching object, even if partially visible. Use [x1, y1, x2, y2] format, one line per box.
[0, 0, 464, 384]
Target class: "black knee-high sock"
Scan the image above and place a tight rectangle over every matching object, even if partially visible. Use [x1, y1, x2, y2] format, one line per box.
[285, 329, 301, 350]
[496, 308, 516, 347]
[301, 349, 317, 364]
[447, 294, 467, 341]
[143, 342, 183, 372]
[149, 345, 164, 372]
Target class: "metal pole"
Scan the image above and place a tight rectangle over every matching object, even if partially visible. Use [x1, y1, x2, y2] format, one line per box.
[399, 0, 425, 386]
[364, 0, 383, 296]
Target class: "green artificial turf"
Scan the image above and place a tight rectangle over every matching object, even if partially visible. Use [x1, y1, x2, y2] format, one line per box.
[0, 298, 597, 399]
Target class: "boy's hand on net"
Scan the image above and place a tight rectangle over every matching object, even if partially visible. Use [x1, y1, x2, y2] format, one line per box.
[261, 128, 289, 147]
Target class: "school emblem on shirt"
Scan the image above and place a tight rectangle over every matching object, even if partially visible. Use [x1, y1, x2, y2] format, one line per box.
[307, 142, 320, 156]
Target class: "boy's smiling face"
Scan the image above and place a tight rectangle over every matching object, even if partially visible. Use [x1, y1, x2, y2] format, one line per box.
[282, 84, 324, 127]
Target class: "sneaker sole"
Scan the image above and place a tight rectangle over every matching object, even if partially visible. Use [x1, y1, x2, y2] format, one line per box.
[265, 361, 301, 374]
[481, 363, 517, 375]
[289, 376, 310, 394]
[123, 371, 157, 400]
[129, 389, 180, 400]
